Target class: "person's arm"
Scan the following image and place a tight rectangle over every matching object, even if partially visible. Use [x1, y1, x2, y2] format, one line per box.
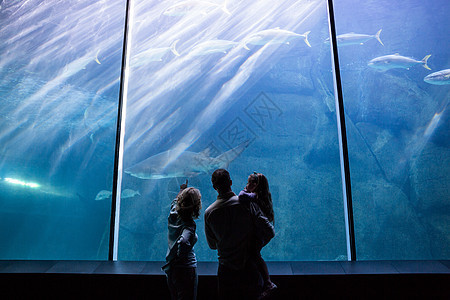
[177, 226, 198, 256]
[204, 213, 218, 250]
[171, 180, 187, 209]
[250, 202, 275, 247]
[238, 190, 256, 204]
[177, 179, 188, 196]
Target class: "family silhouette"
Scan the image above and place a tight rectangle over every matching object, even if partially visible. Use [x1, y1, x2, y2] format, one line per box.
[163, 169, 276, 300]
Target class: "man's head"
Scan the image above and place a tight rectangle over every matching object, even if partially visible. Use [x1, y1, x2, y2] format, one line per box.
[211, 169, 232, 193]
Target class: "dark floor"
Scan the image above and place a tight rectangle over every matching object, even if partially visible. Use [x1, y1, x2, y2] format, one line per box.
[1, 260, 449, 299]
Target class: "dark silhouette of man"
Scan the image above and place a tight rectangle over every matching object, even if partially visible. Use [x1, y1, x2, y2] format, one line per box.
[205, 169, 275, 300]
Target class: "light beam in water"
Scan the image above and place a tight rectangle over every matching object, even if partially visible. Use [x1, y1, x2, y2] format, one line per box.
[4, 177, 40, 188]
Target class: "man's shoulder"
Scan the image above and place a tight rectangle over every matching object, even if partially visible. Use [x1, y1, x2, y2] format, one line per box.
[204, 200, 220, 217]
[227, 195, 240, 204]
[205, 195, 240, 215]
[204, 202, 216, 216]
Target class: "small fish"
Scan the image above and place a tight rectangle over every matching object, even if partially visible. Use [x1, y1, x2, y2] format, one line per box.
[424, 69, 450, 85]
[163, 0, 230, 16]
[131, 40, 180, 67]
[95, 190, 112, 201]
[326, 29, 383, 46]
[368, 53, 431, 71]
[189, 39, 238, 56]
[244, 28, 311, 48]
[121, 189, 141, 199]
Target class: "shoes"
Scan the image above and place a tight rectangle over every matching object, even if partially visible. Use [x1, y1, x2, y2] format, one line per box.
[258, 282, 278, 300]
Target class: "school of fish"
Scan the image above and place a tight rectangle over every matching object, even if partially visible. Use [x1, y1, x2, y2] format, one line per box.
[131, 1, 447, 86]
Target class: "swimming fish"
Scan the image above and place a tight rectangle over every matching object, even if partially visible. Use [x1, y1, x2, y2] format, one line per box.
[326, 29, 383, 46]
[424, 69, 450, 85]
[95, 190, 112, 201]
[243, 28, 311, 48]
[125, 141, 249, 179]
[131, 40, 180, 67]
[163, 0, 231, 16]
[121, 189, 140, 199]
[368, 53, 431, 71]
[189, 39, 238, 56]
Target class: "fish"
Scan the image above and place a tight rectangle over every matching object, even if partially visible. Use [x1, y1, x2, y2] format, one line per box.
[368, 53, 431, 71]
[125, 141, 249, 179]
[243, 28, 311, 48]
[189, 39, 238, 56]
[131, 40, 180, 67]
[163, 0, 231, 16]
[424, 69, 450, 85]
[95, 190, 112, 201]
[121, 189, 140, 199]
[325, 29, 383, 46]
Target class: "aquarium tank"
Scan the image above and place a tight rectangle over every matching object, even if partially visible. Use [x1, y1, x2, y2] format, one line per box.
[0, 0, 448, 261]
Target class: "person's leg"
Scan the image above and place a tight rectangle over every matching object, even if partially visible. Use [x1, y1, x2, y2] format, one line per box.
[192, 268, 198, 300]
[255, 254, 270, 286]
[254, 255, 277, 299]
[166, 270, 178, 300]
[217, 261, 263, 300]
[172, 267, 197, 300]
[242, 260, 263, 300]
[218, 263, 256, 300]
[217, 263, 235, 300]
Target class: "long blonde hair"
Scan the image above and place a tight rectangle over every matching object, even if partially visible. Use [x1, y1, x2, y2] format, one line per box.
[176, 187, 202, 221]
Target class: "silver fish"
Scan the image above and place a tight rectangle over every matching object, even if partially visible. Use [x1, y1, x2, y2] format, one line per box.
[189, 39, 238, 56]
[368, 53, 431, 71]
[131, 40, 180, 67]
[424, 69, 450, 85]
[95, 190, 112, 201]
[326, 29, 383, 46]
[244, 28, 311, 48]
[121, 189, 141, 199]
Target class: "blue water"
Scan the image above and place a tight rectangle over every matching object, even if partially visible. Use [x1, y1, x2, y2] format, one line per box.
[0, 0, 448, 261]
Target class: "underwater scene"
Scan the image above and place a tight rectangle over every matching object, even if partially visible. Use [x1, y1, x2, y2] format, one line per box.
[119, 0, 346, 261]
[0, 0, 448, 261]
[334, 0, 450, 259]
[0, 0, 126, 259]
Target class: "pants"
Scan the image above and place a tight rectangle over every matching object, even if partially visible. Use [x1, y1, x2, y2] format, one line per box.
[217, 260, 262, 300]
[166, 266, 198, 300]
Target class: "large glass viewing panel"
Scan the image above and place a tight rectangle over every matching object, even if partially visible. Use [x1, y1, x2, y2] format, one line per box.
[119, 0, 347, 261]
[334, 0, 450, 259]
[0, 1, 126, 259]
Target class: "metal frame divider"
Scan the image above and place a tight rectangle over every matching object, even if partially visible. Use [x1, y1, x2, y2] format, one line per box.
[109, 0, 133, 261]
[326, 0, 357, 261]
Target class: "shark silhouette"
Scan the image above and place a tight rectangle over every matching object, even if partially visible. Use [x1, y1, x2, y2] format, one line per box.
[125, 141, 249, 179]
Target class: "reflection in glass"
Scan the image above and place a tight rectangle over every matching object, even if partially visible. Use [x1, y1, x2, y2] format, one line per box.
[0, 0, 126, 259]
[334, 0, 450, 259]
[120, 0, 347, 261]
